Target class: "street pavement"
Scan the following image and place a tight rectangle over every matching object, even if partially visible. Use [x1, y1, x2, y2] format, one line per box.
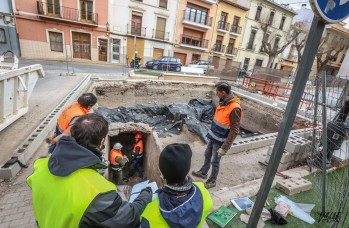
[0, 59, 128, 227]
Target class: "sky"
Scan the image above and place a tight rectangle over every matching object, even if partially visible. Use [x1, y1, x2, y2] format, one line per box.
[274, 0, 349, 28]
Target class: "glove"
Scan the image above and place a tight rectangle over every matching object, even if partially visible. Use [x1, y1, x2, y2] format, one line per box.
[217, 148, 227, 157]
[140, 186, 153, 195]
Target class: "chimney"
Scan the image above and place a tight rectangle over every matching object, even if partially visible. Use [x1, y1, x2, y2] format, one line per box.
[301, 4, 307, 9]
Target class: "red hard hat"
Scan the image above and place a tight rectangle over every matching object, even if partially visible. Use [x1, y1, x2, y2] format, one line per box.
[135, 133, 142, 139]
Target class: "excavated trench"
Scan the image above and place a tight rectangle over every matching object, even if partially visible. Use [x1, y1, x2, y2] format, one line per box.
[90, 80, 308, 189]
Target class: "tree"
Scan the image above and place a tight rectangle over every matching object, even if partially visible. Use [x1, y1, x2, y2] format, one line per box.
[258, 15, 302, 68]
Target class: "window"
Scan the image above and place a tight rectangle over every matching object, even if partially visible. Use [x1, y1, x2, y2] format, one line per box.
[260, 33, 269, 52]
[227, 38, 236, 54]
[268, 11, 275, 25]
[159, 0, 167, 9]
[273, 37, 280, 50]
[131, 14, 143, 36]
[279, 16, 286, 30]
[243, 58, 250, 70]
[49, 31, 63, 52]
[185, 4, 208, 25]
[255, 59, 263, 66]
[231, 16, 240, 33]
[274, 63, 278, 69]
[80, 0, 93, 21]
[214, 35, 224, 52]
[155, 17, 166, 39]
[218, 12, 228, 30]
[47, 0, 60, 16]
[255, 6, 262, 21]
[247, 30, 256, 50]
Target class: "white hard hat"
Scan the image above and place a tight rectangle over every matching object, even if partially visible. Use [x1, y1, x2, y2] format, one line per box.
[113, 143, 123, 150]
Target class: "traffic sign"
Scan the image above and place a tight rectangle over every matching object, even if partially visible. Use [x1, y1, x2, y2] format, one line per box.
[310, 0, 349, 23]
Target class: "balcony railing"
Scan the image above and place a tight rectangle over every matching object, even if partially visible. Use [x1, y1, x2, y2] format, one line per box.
[183, 10, 213, 28]
[127, 23, 146, 36]
[180, 34, 209, 49]
[152, 29, 169, 41]
[230, 25, 242, 34]
[217, 21, 230, 31]
[37, 1, 98, 25]
[226, 46, 238, 55]
[213, 44, 225, 53]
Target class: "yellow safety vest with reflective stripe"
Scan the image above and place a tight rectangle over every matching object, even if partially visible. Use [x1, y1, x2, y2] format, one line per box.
[140, 182, 212, 228]
[208, 101, 242, 142]
[27, 158, 117, 228]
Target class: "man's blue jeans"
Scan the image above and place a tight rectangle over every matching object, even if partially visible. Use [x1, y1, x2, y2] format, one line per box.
[199, 140, 223, 182]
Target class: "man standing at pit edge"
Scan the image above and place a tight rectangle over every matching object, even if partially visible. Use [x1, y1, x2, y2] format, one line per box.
[192, 82, 242, 189]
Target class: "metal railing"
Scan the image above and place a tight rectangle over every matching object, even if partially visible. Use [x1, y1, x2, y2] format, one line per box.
[213, 44, 225, 53]
[127, 23, 146, 36]
[180, 34, 209, 48]
[152, 29, 169, 41]
[183, 10, 213, 26]
[37, 1, 98, 25]
[226, 46, 238, 55]
[231, 25, 242, 34]
[217, 21, 230, 31]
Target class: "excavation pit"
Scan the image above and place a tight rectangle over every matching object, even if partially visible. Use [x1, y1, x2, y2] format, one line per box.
[90, 80, 308, 190]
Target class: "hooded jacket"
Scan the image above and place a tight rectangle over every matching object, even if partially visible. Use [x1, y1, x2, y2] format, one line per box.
[27, 136, 152, 228]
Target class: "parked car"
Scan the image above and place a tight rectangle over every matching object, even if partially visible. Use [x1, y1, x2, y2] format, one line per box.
[145, 56, 182, 72]
[187, 60, 214, 74]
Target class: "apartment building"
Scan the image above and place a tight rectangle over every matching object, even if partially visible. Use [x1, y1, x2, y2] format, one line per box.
[109, 0, 178, 64]
[237, 0, 296, 70]
[13, 0, 108, 61]
[210, 0, 249, 69]
[173, 0, 217, 65]
[0, 0, 20, 56]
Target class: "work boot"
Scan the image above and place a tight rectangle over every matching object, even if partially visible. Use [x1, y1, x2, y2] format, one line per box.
[191, 170, 207, 179]
[204, 180, 216, 189]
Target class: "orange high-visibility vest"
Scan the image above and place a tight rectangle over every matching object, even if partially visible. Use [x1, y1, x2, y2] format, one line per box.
[57, 103, 88, 131]
[133, 140, 144, 157]
[110, 149, 123, 166]
[208, 102, 242, 142]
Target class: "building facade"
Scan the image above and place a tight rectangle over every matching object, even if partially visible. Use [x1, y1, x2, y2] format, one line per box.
[13, 0, 109, 61]
[210, 0, 249, 69]
[173, 0, 217, 65]
[237, 0, 296, 71]
[109, 0, 178, 65]
[0, 0, 20, 56]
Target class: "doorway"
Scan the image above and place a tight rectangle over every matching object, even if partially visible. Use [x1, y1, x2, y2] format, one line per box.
[98, 39, 108, 62]
[72, 32, 91, 59]
[111, 39, 121, 63]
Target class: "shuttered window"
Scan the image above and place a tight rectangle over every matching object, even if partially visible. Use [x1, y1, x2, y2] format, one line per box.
[159, 0, 167, 8]
[0, 29, 6, 43]
[49, 31, 63, 52]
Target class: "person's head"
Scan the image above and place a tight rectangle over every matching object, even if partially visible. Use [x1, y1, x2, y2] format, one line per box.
[71, 113, 108, 150]
[113, 143, 123, 150]
[159, 143, 192, 185]
[215, 81, 231, 100]
[78, 93, 97, 110]
[135, 133, 142, 142]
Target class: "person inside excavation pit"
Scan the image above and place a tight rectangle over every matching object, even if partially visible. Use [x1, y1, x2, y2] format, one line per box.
[27, 113, 153, 228]
[110, 142, 129, 182]
[128, 133, 145, 179]
[47, 93, 97, 154]
[140, 143, 213, 228]
[192, 81, 242, 189]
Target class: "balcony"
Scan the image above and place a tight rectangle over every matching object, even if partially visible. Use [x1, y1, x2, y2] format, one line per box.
[213, 44, 226, 54]
[152, 29, 169, 41]
[200, 0, 216, 4]
[230, 25, 242, 36]
[226, 46, 238, 55]
[180, 34, 208, 51]
[217, 21, 230, 33]
[127, 23, 146, 37]
[182, 10, 212, 30]
[36, 1, 98, 26]
[246, 44, 256, 52]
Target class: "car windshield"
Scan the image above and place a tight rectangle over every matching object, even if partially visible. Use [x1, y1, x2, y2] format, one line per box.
[190, 60, 199, 64]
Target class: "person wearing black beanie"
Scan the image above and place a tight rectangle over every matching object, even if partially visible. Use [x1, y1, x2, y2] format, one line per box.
[140, 143, 213, 228]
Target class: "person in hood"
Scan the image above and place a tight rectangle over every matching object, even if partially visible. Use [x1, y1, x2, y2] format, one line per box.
[192, 81, 242, 189]
[140, 143, 213, 228]
[27, 113, 152, 228]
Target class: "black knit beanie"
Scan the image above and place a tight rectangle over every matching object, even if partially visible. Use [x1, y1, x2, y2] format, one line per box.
[159, 143, 192, 184]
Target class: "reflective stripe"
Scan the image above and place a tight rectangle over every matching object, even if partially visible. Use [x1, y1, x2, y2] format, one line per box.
[213, 119, 230, 129]
[208, 130, 225, 142]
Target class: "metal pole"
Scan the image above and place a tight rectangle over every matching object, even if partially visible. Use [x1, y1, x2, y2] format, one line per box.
[247, 16, 326, 228]
[133, 35, 136, 71]
[321, 71, 327, 213]
[311, 76, 320, 172]
[65, 44, 69, 75]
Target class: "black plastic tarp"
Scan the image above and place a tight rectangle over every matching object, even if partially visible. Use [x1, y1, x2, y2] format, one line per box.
[96, 99, 216, 143]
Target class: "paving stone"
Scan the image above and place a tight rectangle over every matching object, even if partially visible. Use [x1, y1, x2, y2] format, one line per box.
[2, 212, 24, 222]
[10, 217, 32, 227]
[276, 177, 312, 195]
